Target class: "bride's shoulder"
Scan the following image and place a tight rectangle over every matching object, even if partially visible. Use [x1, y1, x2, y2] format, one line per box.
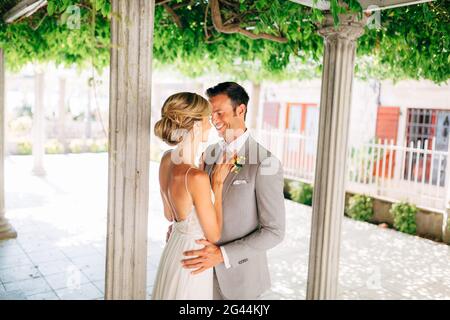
[187, 167, 208, 179]
[186, 168, 209, 188]
[158, 151, 172, 172]
[161, 149, 172, 161]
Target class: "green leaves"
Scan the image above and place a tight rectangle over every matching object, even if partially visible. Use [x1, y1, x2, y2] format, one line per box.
[390, 202, 417, 235]
[289, 181, 313, 206]
[0, 0, 449, 83]
[345, 194, 374, 222]
[47, 1, 56, 16]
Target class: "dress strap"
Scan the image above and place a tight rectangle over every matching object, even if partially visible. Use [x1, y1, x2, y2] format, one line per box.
[184, 167, 194, 198]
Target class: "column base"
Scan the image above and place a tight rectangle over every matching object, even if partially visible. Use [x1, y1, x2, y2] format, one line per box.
[32, 167, 46, 177]
[0, 218, 17, 240]
[443, 210, 450, 244]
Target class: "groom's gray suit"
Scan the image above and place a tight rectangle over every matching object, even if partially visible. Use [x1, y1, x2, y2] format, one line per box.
[204, 135, 286, 300]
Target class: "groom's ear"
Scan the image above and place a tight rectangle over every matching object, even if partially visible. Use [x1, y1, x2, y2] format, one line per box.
[236, 104, 246, 118]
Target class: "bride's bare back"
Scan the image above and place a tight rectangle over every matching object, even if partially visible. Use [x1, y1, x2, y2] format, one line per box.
[159, 151, 199, 222]
[158, 150, 232, 243]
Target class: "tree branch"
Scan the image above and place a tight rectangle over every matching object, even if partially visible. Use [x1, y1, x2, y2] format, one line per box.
[162, 3, 183, 29]
[204, 1, 211, 39]
[156, 0, 173, 5]
[173, 0, 195, 10]
[209, 0, 288, 43]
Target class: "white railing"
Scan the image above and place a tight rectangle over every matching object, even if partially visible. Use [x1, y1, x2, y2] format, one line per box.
[254, 129, 449, 211]
[253, 128, 317, 183]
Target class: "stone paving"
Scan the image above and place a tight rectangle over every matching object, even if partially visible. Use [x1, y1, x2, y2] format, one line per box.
[1, 153, 450, 300]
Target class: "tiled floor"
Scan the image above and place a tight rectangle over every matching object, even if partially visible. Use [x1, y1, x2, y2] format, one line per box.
[1, 153, 450, 300]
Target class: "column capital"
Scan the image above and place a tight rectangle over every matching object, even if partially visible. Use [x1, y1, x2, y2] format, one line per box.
[318, 13, 366, 41]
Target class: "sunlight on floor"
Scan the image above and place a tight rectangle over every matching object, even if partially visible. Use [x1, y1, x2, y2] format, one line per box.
[1, 154, 450, 300]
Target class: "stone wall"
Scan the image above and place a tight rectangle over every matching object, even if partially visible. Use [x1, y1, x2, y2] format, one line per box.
[345, 192, 448, 244]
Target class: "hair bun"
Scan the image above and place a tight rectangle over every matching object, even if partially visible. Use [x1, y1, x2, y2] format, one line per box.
[153, 92, 211, 146]
[154, 117, 183, 146]
[162, 113, 181, 126]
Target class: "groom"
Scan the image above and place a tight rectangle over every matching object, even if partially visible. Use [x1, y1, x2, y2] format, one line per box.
[181, 82, 286, 300]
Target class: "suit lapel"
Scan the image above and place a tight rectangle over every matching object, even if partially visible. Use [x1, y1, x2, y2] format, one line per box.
[222, 137, 255, 199]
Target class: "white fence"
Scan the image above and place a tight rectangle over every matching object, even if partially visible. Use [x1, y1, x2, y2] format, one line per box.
[254, 129, 449, 211]
[253, 129, 317, 182]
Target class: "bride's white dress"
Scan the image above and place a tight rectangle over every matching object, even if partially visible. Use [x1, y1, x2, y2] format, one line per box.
[151, 169, 213, 300]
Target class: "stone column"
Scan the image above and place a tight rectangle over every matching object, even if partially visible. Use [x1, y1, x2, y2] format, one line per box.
[86, 79, 92, 141]
[105, 0, 155, 300]
[249, 82, 261, 129]
[32, 69, 46, 176]
[57, 77, 67, 153]
[306, 13, 365, 300]
[0, 48, 17, 240]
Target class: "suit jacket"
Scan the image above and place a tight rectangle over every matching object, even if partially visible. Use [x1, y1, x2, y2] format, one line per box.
[204, 136, 286, 299]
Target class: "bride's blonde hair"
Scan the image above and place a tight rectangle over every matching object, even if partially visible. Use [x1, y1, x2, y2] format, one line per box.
[154, 92, 211, 146]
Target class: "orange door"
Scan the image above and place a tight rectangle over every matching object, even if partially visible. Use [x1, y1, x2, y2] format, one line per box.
[374, 106, 400, 178]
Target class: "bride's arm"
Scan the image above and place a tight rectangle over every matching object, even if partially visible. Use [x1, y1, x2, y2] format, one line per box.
[190, 170, 223, 243]
[211, 180, 223, 238]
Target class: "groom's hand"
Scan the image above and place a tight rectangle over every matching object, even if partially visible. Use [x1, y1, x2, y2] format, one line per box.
[182, 240, 224, 275]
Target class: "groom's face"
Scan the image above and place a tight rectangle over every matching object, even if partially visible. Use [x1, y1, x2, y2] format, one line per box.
[209, 94, 245, 140]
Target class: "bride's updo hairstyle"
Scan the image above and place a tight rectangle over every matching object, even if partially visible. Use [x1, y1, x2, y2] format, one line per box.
[154, 92, 210, 146]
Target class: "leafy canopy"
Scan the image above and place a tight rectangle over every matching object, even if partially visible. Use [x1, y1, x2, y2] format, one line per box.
[0, 0, 448, 83]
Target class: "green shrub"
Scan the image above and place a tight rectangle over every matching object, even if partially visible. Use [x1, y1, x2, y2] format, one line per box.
[283, 180, 292, 200]
[345, 194, 374, 221]
[17, 140, 32, 155]
[86, 139, 108, 153]
[9, 116, 32, 134]
[390, 202, 417, 235]
[289, 181, 313, 206]
[45, 139, 64, 154]
[69, 139, 84, 153]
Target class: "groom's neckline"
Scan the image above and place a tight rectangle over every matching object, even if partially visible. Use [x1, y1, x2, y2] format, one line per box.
[221, 128, 250, 154]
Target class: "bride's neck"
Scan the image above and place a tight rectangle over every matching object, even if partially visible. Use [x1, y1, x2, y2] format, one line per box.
[174, 135, 200, 167]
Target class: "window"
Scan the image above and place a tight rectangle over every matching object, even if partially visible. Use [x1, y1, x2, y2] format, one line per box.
[285, 103, 318, 135]
[404, 108, 448, 186]
[406, 108, 436, 148]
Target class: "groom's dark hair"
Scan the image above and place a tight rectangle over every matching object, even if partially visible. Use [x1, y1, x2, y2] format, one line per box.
[206, 82, 250, 120]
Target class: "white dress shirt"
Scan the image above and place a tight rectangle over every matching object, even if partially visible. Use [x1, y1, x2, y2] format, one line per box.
[218, 129, 250, 269]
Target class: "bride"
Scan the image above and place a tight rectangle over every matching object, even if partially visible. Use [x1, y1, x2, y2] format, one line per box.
[151, 92, 232, 300]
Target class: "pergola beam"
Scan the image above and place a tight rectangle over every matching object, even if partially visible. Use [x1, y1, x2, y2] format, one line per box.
[360, 0, 435, 11]
[3, 0, 47, 24]
[289, 0, 434, 11]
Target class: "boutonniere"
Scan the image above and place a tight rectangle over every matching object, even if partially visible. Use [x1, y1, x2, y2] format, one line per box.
[231, 154, 246, 173]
